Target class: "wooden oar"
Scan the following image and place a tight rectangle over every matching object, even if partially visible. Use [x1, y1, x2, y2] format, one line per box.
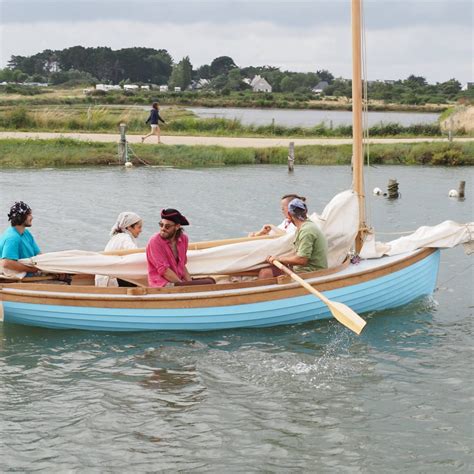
[272, 259, 366, 335]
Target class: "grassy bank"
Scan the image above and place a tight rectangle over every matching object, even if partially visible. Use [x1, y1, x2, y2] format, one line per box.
[0, 138, 472, 168]
[0, 105, 450, 138]
[0, 87, 451, 112]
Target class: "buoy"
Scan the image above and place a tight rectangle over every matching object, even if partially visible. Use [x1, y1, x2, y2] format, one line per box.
[373, 187, 382, 196]
[448, 189, 458, 198]
[124, 162, 133, 168]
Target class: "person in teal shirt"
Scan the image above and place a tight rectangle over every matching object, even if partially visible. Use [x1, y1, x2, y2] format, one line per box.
[0, 201, 40, 275]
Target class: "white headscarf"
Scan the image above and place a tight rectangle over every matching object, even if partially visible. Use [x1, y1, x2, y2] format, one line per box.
[110, 212, 142, 236]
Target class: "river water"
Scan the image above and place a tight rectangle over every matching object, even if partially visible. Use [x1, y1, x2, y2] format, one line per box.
[1, 165, 472, 471]
[188, 107, 440, 128]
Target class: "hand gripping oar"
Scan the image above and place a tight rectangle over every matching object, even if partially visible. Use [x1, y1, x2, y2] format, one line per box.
[272, 260, 367, 335]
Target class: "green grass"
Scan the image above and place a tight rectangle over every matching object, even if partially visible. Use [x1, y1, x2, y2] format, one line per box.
[0, 104, 452, 138]
[0, 138, 472, 168]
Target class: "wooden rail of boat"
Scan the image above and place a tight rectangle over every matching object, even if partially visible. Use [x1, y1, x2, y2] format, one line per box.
[0, 249, 437, 310]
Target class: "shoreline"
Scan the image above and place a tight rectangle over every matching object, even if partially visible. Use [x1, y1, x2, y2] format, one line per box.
[0, 136, 472, 168]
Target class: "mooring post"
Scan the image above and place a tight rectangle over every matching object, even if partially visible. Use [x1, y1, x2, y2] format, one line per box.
[458, 180, 466, 199]
[288, 142, 295, 172]
[119, 123, 129, 164]
[387, 178, 399, 199]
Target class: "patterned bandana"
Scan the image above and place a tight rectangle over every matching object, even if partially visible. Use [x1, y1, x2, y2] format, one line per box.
[7, 201, 31, 222]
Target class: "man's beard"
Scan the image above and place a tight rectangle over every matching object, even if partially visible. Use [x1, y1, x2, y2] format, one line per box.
[163, 228, 177, 240]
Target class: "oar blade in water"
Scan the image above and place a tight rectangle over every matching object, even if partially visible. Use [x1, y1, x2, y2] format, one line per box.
[328, 300, 366, 335]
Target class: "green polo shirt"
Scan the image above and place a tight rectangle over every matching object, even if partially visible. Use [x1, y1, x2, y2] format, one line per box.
[293, 220, 328, 273]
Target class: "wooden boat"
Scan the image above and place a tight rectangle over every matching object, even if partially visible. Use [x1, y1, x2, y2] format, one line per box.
[0, 1, 442, 332]
[0, 248, 439, 331]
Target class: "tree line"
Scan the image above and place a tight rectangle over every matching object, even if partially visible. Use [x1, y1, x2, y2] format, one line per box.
[1, 46, 470, 105]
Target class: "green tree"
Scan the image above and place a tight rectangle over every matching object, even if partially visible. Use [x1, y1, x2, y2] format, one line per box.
[146, 50, 173, 85]
[405, 75, 427, 88]
[0, 68, 15, 82]
[210, 56, 236, 77]
[225, 68, 246, 91]
[196, 64, 212, 80]
[438, 78, 461, 98]
[316, 69, 334, 84]
[169, 56, 193, 90]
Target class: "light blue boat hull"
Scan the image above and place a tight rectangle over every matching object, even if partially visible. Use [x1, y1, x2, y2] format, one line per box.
[1, 250, 440, 331]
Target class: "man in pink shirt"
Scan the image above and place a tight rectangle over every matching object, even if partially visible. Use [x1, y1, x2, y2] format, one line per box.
[146, 208, 192, 287]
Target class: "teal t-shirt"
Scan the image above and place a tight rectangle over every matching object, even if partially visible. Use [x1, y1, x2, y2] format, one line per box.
[293, 220, 328, 273]
[0, 227, 41, 260]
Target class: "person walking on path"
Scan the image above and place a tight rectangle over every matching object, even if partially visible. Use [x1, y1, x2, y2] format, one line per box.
[142, 102, 166, 144]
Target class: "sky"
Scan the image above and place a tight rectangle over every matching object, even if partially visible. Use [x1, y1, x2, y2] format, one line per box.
[0, 0, 472, 84]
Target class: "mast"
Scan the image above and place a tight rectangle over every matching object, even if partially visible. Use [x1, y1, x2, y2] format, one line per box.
[351, 0, 367, 253]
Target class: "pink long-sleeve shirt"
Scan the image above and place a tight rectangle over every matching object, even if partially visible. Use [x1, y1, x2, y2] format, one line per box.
[146, 232, 189, 287]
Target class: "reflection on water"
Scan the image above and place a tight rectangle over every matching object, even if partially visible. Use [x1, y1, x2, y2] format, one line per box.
[1, 165, 473, 470]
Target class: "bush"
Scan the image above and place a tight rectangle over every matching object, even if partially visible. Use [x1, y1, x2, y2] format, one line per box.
[3, 107, 31, 128]
[432, 148, 463, 166]
[90, 89, 107, 97]
[2, 84, 45, 95]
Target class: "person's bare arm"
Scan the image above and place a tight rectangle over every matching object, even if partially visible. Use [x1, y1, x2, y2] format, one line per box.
[249, 225, 272, 237]
[3, 259, 39, 273]
[267, 253, 308, 267]
[163, 268, 184, 283]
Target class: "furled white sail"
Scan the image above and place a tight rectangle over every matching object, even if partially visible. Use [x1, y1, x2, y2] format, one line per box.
[1, 190, 471, 282]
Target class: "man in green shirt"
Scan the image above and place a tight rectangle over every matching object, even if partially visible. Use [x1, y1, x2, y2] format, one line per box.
[259, 198, 328, 279]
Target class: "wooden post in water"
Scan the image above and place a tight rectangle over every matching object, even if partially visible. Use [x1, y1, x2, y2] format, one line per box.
[119, 123, 128, 165]
[387, 179, 399, 199]
[288, 142, 295, 172]
[458, 180, 466, 199]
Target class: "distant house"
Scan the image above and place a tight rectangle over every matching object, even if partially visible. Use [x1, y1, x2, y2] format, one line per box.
[159, 85, 169, 92]
[195, 78, 210, 90]
[312, 81, 329, 94]
[174, 86, 182, 92]
[23, 82, 48, 87]
[96, 84, 121, 92]
[462, 82, 474, 91]
[141, 85, 150, 90]
[250, 75, 272, 92]
[124, 84, 139, 90]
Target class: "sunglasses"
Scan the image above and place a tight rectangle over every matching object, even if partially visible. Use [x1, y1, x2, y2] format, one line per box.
[159, 221, 177, 230]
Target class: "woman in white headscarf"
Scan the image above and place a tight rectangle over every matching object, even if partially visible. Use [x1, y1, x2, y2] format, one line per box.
[95, 212, 143, 287]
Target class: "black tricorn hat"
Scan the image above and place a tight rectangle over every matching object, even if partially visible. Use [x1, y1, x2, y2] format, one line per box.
[161, 208, 189, 226]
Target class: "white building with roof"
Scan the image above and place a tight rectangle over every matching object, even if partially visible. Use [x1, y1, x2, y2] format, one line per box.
[250, 75, 272, 93]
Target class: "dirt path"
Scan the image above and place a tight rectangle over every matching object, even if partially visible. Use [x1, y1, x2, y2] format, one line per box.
[0, 131, 472, 148]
